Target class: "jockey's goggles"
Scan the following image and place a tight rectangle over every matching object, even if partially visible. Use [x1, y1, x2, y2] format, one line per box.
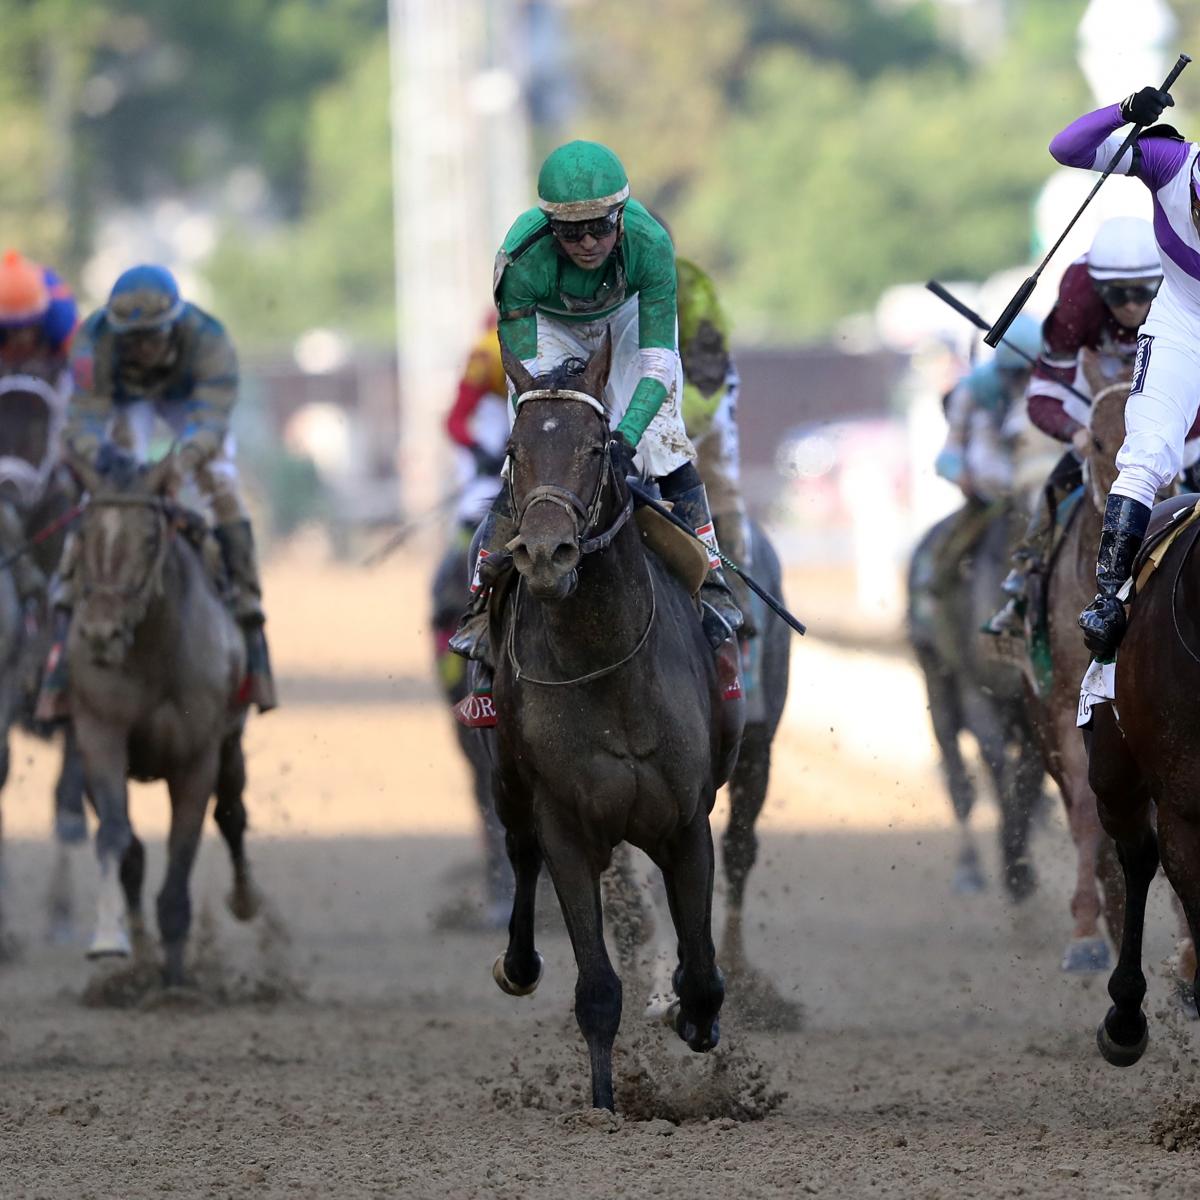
[1096, 280, 1161, 307]
[549, 214, 620, 243]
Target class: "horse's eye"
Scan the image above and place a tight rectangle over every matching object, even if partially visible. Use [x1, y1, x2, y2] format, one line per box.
[1092, 437, 1103, 452]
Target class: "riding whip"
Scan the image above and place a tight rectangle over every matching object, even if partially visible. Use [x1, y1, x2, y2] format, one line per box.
[362, 487, 467, 568]
[925, 280, 1098, 410]
[625, 479, 806, 637]
[984, 52, 1191, 348]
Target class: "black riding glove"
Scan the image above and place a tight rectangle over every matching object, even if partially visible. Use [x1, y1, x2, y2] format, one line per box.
[469, 444, 505, 477]
[1120, 87, 1174, 126]
[609, 432, 638, 479]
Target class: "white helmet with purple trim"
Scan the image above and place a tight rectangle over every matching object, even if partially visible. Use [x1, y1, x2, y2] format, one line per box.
[1087, 217, 1161, 283]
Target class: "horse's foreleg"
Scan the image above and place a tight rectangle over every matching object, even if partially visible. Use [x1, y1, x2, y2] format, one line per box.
[721, 723, 770, 970]
[658, 810, 724, 1055]
[998, 735, 1043, 903]
[75, 714, 133, 959]
[540, 811, 621, 1111]
[118, 835, 147, 946]
[212, 730, 259, 922]
[159, 747, 220, 987]
[1090, 707, 1158, 1064]
[494, 824, 543, 996]
[45, 726, 89, 943]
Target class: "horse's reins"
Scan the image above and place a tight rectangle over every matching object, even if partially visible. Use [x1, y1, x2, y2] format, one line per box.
[0, 499, 86, 571]
[505, 387, 650, 687]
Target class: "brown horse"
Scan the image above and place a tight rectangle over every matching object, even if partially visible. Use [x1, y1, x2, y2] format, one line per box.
[1087, 481, 1200, 1063]
[1027, 380, 1128, 972]
[490, 338, 738, 1110]
[65, 451, 258, 987]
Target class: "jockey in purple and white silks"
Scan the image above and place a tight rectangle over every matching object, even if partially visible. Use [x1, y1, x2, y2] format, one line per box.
[1048, 83, 1200, 658]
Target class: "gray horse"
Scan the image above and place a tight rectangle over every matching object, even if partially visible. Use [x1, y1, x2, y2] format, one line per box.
[0, 373, 90, 954]
[907, 500, 1044, 900]
[64, 451, 258, 986]
[489, 338, 739, 1110]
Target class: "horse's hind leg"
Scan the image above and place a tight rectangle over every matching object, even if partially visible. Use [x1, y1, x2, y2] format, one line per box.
[1089, 707, 1156, 1066]
[212, 730, 259, 922]
[158, 748, 220, 987]
[658, 811, 724, 1054]
[721, 722, 770, 970]
[540, 810, 621, 1110]
[916, 647, 981, 892]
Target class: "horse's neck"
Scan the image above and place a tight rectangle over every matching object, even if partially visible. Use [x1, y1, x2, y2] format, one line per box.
[137, 536, 206, 648]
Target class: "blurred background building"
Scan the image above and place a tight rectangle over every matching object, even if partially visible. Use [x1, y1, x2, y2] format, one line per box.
[0, 0, 1195, 627]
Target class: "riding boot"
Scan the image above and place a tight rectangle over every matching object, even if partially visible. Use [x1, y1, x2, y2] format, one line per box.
[984, 503, 1053, 637]
[214, 520, 277, 713]
[448, 490, 516, 669]
[661, 479, 744, 649]
[1078, 495, 1151, 660]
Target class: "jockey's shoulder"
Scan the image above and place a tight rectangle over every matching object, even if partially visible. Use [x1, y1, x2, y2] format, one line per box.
[500, 207, 552, 259]
[175, 301, 230, 344]
[620, 200, 673, 273]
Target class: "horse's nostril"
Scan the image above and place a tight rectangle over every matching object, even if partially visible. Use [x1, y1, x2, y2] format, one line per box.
[512, 543, 532, 572]
[552, 543, 579, 570]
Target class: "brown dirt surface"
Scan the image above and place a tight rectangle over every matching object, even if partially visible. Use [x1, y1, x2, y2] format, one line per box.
[2, 542, 1200, 1198]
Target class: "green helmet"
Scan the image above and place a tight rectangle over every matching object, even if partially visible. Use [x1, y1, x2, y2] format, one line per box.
[537, 141, 629, 220]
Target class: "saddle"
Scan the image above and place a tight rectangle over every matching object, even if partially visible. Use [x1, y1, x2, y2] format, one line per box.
[1125, 493, 1200, 601]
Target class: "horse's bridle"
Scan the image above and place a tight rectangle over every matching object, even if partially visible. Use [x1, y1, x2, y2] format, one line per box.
[77, 493, 175, 636]
[508, 389, 634, 556]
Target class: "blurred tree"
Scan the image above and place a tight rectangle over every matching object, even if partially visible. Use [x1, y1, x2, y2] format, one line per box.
[204, 33, 395, 343]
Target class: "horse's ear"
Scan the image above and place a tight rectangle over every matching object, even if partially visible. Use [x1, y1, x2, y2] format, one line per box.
[64, 446, 104, 498]
[581, 327, 613, 402]
[499, 334, 536, 398]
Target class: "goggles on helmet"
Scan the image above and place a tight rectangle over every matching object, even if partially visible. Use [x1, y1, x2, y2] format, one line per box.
[549, 213, 620, 243]
[1096, 280, 1161, 308]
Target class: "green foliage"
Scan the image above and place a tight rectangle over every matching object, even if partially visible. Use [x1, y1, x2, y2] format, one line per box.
[204, 33, 395, 343]
[570, 0, 1095, 340]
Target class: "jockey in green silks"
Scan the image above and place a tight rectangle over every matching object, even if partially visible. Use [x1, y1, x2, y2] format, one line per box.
[449, 140, 743, 666]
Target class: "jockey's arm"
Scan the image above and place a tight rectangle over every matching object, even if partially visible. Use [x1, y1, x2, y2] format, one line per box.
[62, 326, 112, 461]
[934, 379, 971, 488]
[1050, 104, 1185, 189]
[178, 329, 239, 470]
[613, 259, 678, 448]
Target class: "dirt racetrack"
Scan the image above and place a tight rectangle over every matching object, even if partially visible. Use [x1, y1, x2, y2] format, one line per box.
[3, 540, 1200, 1198]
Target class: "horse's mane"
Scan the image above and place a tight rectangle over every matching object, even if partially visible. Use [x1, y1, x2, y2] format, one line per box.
[536, 356, 592, 394]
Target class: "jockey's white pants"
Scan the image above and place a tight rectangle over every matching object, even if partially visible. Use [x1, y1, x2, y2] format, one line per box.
[692, 367, 748, 550]
[454, 451, 502, 526]
[521, 296, 694, 479]
[1113, 332, 1200, 509]
[116, 398, 246, 524]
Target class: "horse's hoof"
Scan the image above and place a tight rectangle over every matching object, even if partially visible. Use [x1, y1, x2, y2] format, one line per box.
[86, 930, 132, 960]
[1004, 861, 1037, 904]
[1096, 1009, 1148, 1067]
[1061, 936, 1110, 974]
[675, 1010, 720, 1053]
[492, 951, 543, 997]
[952, 863, 986, 895]
[226, 884, 261, 923]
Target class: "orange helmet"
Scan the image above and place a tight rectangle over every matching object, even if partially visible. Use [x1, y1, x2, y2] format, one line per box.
[0, 250, 49, 326]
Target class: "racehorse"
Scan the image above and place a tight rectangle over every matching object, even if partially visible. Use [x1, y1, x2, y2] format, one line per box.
[489, 337, 739, 1110]
[908, 501, 1044, 899]
[64, 450, 259, 987]
[1086, 484, 1200, 1065]
[0, 373, 89, 954]
[1029, 381, 1129, 972]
